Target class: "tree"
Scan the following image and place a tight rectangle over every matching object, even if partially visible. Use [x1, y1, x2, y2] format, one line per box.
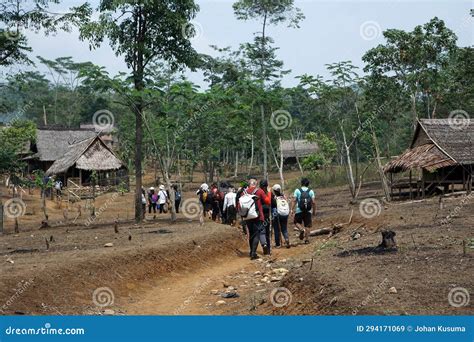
[78, 0, 200, 222]
[233, 0, 304, 180]
[363, 17, 457, 126]
[0, 0, 88, 66]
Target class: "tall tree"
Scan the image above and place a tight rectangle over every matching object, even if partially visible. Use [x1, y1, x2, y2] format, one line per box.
[363, 17, 457, 126]
[78, 0, 200, 222]
[233, 0, 304, 179]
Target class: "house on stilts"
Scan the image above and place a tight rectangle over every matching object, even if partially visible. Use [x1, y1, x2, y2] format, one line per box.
[384, 119, 473, 199]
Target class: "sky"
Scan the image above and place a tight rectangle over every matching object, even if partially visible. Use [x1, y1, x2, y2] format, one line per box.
[9, 0, 474, 89]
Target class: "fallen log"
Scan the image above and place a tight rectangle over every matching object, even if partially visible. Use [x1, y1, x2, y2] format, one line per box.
[309, 223, 343, 237]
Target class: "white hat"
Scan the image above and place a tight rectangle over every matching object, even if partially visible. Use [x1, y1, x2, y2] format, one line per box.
[200, 183, 209, 191]
[159, 185, 165, 190]
[272, 184, 281, 191]
[149, 187, 155, 191]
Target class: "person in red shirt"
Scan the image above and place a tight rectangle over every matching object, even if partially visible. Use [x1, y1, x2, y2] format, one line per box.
[239, 178, 271, 259]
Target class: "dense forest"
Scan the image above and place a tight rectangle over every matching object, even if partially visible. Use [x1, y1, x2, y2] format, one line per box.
[1, 1, 473, 221]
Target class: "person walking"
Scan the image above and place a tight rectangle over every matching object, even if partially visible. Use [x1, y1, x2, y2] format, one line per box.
[223, 186, 237, 226]
[236, 181, 248, 234]
[157, 185, 168, 214]
[259, 179, 272, 255]
[237, 178, 271, 260]
[210, 183, 223, 222]
[141, 188, 147, 216]
[173, 185, 182, 213]
[148, 187, 157, 214]
[291, 178, 316, 244]
[196, 183, 211, 220]
[272, 184, 290, 248]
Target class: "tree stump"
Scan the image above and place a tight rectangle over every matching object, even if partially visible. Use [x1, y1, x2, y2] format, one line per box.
[379, 230, 397, 249]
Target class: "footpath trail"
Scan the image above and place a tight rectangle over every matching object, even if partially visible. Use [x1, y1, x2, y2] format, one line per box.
[123, 240, 310, 315]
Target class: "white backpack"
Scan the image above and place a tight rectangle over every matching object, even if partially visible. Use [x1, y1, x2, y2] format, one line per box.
[276, 195, 290, 217]
[238, 188, 259, 220]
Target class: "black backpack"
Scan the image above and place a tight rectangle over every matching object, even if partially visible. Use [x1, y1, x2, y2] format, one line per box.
[298, 188, 312, 213]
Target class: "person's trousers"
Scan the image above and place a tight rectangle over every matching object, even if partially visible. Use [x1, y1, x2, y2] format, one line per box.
[263, 216, 271, 253]
[247, 219, 267, 258]
[159, 203, 165, 213]
[273, 215, 289, 246]
[148, 203, 156, 213]
[175, 199, 181, 213]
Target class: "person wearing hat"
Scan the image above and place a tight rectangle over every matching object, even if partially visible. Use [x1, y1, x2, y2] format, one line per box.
[196, 183, 212, 220]
[271, 184, 290, 248]
[157, 185, 168, 214]
[148, 187, 157, 214]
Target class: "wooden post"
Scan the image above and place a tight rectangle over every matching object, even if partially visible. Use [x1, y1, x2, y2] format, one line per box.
[409, 170, 413, 200]
[421, 169, 425, 199]
[462, 167, 466, 191]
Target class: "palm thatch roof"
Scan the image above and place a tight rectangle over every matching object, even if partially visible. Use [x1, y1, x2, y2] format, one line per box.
[45, 136, 124, 176]
[412, 119, 474, 164]
[280, 139, 319, 158]
[384, 118, 473, 173]
[33, 129, 97, 161]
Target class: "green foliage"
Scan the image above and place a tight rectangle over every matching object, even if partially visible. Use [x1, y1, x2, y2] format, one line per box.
[302, 132, 337, 170]
[0, 120, 36, 174]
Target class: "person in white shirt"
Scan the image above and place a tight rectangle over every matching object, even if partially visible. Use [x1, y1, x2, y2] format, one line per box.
[157, 185, 168, 213]
[223, 187, 237, 226]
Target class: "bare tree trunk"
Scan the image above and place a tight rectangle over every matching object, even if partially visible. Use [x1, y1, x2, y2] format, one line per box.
[371, 127, 391, 202]
[410, 92, 417, 130]
[268, 136, 285, 190]
[234, 151, 239, 178]
[260, 104, 268, 180]
[163, 169, 176, 222]
[248, 134, 255, 175]
[340, 123, 356, 198]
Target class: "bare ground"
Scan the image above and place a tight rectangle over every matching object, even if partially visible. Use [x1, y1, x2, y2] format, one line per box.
[0, 181, 472, 316]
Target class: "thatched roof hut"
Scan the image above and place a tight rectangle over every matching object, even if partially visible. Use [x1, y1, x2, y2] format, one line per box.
[384, 118, 473, 199]
[384, 119, 473, 173]
[280, 139, 319, 158]
[45, 135, 124, 177]
[32, 129, 97, 162]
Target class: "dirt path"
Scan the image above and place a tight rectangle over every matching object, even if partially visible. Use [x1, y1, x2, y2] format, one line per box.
[124, 241, 314, 315]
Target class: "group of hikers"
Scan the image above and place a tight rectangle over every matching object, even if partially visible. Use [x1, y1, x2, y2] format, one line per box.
[196, 177, 316, 260]
[141, 184, 182, 216]
[141, 177, 316, 260]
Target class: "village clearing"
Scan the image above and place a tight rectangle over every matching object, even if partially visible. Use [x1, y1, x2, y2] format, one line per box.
[0, 179, 472, 316]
